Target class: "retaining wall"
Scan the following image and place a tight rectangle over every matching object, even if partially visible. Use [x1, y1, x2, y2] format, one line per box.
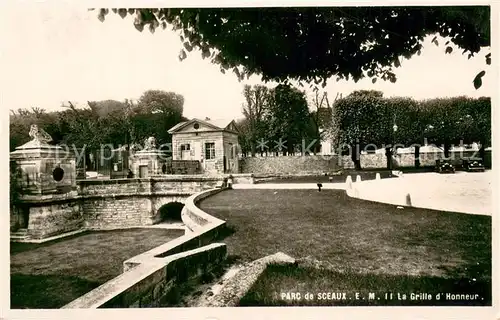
[62, 187, 229, 308]
[239, 155, 342, 174]
[63, 243, 227, 308]
[13, 176, 224, 239]
[239, 150, 491, 174]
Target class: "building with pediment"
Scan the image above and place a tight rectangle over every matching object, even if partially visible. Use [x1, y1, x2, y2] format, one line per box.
[168, 118, 240, 174]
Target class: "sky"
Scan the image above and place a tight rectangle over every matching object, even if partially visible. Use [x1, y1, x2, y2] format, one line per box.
[1, 4, 494, 121]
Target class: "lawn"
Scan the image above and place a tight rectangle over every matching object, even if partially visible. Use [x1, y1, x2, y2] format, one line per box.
[10, 228, 184, 309]
[199, 189, 491, 306]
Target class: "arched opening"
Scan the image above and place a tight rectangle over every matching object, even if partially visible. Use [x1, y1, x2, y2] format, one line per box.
[52, 167, 64, 182]
[157, 202, 184, 223]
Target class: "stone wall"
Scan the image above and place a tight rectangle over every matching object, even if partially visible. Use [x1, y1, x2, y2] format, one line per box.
[83, 196, 152, 229]
[239, 150, 492, 173]
[170, 160, 200, 174]
[122, 188, 227, 272]
[239, 155, 342, 174]
[62, 187, 229, 309]
[62, 243, 227, 308]
[27, 200, 83, 239]
[13, 176, 227, 240]
[228, 173, 255, 184]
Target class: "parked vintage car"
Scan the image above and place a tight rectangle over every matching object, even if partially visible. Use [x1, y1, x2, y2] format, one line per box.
[435, 159, 456, 174]
[462, 157, 485, 172]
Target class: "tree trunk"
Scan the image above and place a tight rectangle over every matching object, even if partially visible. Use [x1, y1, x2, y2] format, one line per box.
[479, 145, 485, 160]
[352, 148, 362, 170]
[414, 145, 420, 168]
[443, 141, 450, 158]
[385, 147, 392, 170]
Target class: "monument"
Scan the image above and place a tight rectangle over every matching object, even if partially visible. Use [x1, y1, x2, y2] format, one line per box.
[10, 125, 77, 197]
[10, 125, 79, 236]
[129, 136, 170, 178]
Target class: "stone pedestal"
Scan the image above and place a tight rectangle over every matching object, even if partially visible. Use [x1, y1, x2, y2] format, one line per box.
[130, 149, 170, 178]
[10, 134, 79, 239]
[129, 137, 171, 178]
[10, 139, 77, 196]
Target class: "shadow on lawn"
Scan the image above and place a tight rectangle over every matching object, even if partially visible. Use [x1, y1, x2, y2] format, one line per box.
[215, 224, 238, 241]
[10, 273, 102, 309]
[239, 264, 492, 306]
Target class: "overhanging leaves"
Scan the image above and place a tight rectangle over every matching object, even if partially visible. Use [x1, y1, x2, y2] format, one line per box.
[98, 7, 490, 88]
[473, 70, 486, 90]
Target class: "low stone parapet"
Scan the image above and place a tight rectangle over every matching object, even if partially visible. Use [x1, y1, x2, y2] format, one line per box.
[62, 187, 231, 308]
[62, 243, 227, 309]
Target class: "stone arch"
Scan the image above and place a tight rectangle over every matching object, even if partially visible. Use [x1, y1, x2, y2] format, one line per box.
[151, 196, 188, 224]
[157, 202, 184, 222]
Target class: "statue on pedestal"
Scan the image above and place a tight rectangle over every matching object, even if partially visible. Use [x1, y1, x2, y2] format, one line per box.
[143, 136, 157, 150]
[29, 124, 52, 144]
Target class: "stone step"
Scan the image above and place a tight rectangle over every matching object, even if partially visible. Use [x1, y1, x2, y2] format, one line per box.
[11, 230, 28, 236]
[11, 235, 28, 238]
[11, 228, 29, 241]
[10, 235, 29, 241]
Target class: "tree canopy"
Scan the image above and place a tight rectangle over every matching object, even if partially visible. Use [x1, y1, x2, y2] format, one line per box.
[9, 90, 187, 153]
[96, 7, 490, 88]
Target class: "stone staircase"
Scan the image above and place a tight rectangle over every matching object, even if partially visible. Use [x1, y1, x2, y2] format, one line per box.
[10, 228, 29, 242]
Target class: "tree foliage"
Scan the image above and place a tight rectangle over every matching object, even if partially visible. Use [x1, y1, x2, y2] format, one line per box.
[237, 83, 321, 155]
[9, 90, 187, 153]
[420, 96, 491, 148]
[134, 90, 186, 146]
[97, 7, 490, 88]
[332, 91, 491, 168]
[240, 84, 271, 155]
[265, 84, 314, 154]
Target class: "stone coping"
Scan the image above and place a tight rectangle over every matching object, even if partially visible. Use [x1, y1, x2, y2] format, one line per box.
[122, 188, 226, 270]
[196, 252, 296, 307]
[61, 187, 229, 308]
[17, 192, 195, 205]
[253, 171, 344, 179]
[182, 188, 226, 230]
[11, 229, 88, 244]
[78, 175, 225, 185]
[62, 243, 226, 309]
[222, 173, 254, 177]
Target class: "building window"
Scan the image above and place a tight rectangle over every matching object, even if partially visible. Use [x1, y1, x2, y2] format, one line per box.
[181, 144, 190, 151]
[205, 142, 215, 160]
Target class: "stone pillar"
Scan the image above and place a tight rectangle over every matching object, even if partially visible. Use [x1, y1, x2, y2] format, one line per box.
[10, 133, 77, 196]
[10, 125, 79, 239]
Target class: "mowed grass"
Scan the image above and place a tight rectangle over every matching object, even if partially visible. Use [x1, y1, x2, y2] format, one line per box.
[10, 228, 184, 309]
[199, 189, 491, 306]
[239, 264, 490, 306]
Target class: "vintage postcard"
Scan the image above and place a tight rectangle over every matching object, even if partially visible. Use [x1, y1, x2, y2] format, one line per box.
[2, 1, 498, 320]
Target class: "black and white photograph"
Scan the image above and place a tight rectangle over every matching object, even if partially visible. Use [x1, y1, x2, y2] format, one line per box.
[2, 2, 498, 319]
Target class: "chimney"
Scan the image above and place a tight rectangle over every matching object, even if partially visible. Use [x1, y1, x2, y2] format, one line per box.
[205, 117, 210, 121]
